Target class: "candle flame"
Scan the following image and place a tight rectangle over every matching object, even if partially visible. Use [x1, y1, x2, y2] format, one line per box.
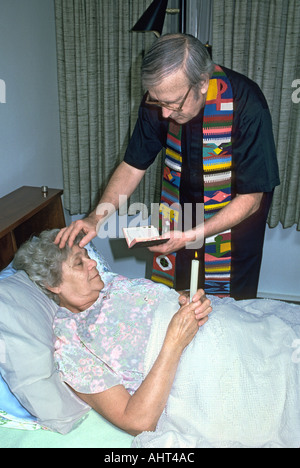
[195, 251, 198, 260]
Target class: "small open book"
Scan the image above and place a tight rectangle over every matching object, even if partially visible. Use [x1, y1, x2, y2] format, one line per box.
[123, 226, 170, 249]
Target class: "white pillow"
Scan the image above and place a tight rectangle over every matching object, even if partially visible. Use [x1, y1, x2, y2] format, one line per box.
[0, 271, 90, 434]
[0, 262, 16, 280]
[85, 241, 116, 283]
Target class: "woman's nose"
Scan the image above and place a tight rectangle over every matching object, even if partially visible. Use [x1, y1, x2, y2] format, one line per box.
[88, 258, 97, 269]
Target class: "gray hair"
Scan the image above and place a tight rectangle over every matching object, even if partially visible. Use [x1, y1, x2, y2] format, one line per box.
[13, 229, 84, 304]
[141, 33, 215, 91]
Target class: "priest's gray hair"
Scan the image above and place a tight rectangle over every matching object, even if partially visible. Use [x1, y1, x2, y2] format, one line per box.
[141, 33, 215, 91]
[13, 229, 84, 303]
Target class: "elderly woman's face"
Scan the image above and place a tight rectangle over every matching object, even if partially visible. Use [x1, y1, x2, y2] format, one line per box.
[50, 245, 104, 313]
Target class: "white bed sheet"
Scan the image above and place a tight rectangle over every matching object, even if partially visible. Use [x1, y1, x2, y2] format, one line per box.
[133, 296, 300, 448]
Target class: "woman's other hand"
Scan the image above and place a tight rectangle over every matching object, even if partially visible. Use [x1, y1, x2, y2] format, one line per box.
[165, 298, 203, 352]
[178, 289, 212, 326]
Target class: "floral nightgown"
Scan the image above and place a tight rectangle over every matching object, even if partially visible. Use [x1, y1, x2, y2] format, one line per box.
[53, 275, 178, 395]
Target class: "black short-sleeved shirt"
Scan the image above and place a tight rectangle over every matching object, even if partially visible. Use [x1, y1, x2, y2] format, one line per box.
[124, 67, 280, 299]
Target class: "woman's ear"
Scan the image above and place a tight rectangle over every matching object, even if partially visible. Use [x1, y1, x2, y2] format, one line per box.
[45, 284, 61, 295]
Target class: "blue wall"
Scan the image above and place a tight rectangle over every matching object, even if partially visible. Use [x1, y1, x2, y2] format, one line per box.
[258, 225, 300, 303]
[0, 0, 299, 300]
[0, 0, 62, 197]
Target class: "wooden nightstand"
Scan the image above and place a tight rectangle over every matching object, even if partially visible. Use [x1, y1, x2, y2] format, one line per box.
[0, 186, 66, 269]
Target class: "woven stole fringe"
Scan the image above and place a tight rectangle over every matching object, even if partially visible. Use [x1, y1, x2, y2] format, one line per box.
[151, 66, 233, 297]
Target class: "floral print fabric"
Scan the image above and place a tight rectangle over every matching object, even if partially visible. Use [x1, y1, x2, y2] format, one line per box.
[53, 275, 174, 395]
[0, 410, 41, 431]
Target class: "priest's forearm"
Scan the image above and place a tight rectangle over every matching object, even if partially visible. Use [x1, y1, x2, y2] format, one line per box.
[188, 192, 263, 244]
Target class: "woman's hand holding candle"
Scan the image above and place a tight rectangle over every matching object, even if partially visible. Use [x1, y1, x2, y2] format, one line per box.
[178, 289, 212, 327]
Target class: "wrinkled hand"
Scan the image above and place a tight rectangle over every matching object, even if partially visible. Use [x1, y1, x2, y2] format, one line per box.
[55, 213, 99, 248]
[165, 302, 200, 352]
[178, 289, 212, 326]
[165, 292, 211, 352]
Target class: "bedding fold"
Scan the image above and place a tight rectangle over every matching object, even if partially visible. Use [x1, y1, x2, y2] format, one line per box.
[132, 296, 300, 448]
[0, 410, 41, 431]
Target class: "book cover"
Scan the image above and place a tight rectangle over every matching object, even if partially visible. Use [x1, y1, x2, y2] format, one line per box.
[123, 226, 170, 249]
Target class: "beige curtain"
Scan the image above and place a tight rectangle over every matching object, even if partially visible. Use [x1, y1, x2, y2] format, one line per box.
[55, 0, 162, 215]
[212, 0, 300, 230]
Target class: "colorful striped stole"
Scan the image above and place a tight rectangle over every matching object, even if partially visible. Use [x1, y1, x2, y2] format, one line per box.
[151, 66, 234, 297]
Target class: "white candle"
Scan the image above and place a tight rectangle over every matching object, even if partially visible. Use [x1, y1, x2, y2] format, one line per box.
[190, 256, 199, 302]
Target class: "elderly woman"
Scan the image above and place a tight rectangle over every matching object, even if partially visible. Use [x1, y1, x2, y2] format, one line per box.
[13, 230, 300, 448]
[13, 229, 211, 437]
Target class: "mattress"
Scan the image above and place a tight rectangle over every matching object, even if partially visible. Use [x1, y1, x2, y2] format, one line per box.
[0, 410, 133, 448]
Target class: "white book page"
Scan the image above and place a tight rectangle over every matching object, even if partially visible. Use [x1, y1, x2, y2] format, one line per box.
[125, 226, 159, 242]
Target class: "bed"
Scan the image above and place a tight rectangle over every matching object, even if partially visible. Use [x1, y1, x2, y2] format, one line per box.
[0, 186, 133, 448]
[1, 186, 300, 449]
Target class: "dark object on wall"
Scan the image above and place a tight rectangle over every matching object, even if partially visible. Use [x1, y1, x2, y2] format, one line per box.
[131, 0, 169, 37]
[131, 0, 212, 56]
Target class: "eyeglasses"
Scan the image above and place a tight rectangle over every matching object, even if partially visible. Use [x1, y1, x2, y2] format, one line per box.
[145, 85, 192, 112]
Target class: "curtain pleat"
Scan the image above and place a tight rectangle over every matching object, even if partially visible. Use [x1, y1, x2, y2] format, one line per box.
[212, 0, 300, 230]
[55, 0, 161, 216]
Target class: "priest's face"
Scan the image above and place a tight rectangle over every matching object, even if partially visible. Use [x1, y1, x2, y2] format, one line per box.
[146, 69, 209, 124]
